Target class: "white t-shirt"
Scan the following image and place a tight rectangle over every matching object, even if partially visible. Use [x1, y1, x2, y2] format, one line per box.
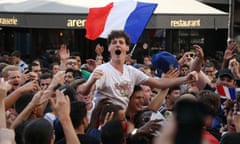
[91, 62, 149, 109]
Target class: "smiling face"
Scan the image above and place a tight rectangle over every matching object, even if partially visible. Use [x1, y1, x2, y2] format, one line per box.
[128, 90, 144, 112]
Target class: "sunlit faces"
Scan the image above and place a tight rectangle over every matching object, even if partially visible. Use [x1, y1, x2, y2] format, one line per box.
[166, 89, 181, 106]
[129, 90, 145, 112]
[216, 76, 236, 88]
[7, 70, 21, 90]
[66, 59, 79, 70]
[108, 38, 129, 57]
[64, 72, 74, 85]
[31, 65, 42, 77]
[140, 85, 153, 106]
[40, 78, 52, 90]
[204, 66, 216, 80]
[52, 64, 60, 75]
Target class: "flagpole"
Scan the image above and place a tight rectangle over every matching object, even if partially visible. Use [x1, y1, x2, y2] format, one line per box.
[129, 44, 137, 56]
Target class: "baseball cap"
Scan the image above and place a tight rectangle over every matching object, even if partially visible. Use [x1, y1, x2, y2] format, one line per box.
[216, 69, 234, 80]
[151, 51, 179, 74]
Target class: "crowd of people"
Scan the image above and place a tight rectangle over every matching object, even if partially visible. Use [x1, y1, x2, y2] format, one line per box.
[0, 30, 240, 144]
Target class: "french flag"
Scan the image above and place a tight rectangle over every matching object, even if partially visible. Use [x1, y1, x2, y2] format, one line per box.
[85, 0, 157, 43]
[216, 85, 236, 100]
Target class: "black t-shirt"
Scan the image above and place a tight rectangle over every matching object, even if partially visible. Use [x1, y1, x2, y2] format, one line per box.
[56, 134, 100, 144]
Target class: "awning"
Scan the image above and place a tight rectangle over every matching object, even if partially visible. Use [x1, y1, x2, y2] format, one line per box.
[0, 0, 228, 29]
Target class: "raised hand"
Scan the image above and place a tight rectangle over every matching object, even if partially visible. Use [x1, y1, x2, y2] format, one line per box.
[0, 78, 11, 100]
[90, 69, 104, 82]
[50, 90, 70, 120]
[163, 68, 179, 79]
[193, 44, 204, 59]
[185, 71, 198, 83]
[224, 42, 237, 61]
[59, 44, 70, 61]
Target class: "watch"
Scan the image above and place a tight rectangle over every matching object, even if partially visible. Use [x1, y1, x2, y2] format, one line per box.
[131, 128, 138, 135]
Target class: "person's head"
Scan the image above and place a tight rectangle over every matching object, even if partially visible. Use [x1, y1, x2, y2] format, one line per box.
[173, 98, 204, 144]
[66, 56, 79, 70]
[100, 104, 125, 125]
[50, 62, 60, 75]
[64, 68, 81, 85]
[196, 90, 221, 128]
[166, 86, 181, 109]
[128, 85, 145, 113]
[107, 30, 130, 62]
[180, 64, 189, 76]
[203, 62, 216, 80]
[216, 68, 236, 88]
[39, 72, 53, 90]
[88, 99, 112, 130]
[101, 120, 124, 144]
[143, 55, 152, 66]
[140, 84, 153, 106]
[1, 65, 21, 90]
[70, 101, 88, 130]
[71, 51, 82, 68]
[1, 51, 9, 63]
[11, 50, 22, 64]
[139, 65, 152, 77]
[23, 118, 54, 144]
[29, 62, 42, 77]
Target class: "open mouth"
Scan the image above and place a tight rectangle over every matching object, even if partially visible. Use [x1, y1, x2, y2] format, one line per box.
[115, 50, 121, 55]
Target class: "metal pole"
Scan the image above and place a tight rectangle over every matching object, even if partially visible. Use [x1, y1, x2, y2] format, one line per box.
[227, 0, 235, 43]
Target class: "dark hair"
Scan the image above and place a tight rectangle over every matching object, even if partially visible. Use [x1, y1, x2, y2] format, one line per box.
[196, 90, 220, 116]
[173, 98, 204, 144]
[107, 30, 130, 46]
[50, 62, 60, 69]
[65, 68, 81, 79]
[99, 104, 124, 123]
[15, 93, 34, 114]
[87, 99, 112, 130]
[23, 118, 53, 144]
[11, 50, 21, 57]
[101, 120, 124, 144]
[40, 72, 53, 80]
[130, 85, 143, 100]
[29, 62, 40, 72]
[70, 101, 87, 128]
[57, 85, 78, 102]
[168, 86, 180, 95]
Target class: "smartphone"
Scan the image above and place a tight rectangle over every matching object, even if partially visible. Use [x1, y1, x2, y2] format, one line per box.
[236, 88, 240, 115]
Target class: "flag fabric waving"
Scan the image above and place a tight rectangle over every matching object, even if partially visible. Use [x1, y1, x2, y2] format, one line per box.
[216, 85, 236, 100]
[85, 0, 157, 43]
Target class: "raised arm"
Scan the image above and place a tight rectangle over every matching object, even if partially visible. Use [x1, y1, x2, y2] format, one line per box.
[50, 90, 80, 144]
[143, 69, 198, 90]
[10, 91, 46, 129]
[190, 45, 204, 72]
[222, 42, 237, 69]
[0, 78, 12, 128]
[79, 69, 104, 95]
[147, 68, 179, 111]
[5, 80, 40, 110]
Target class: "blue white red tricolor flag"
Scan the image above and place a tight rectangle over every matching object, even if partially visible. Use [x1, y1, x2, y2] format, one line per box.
[85, 0, 157, 43]
[216, 85, 236, 100]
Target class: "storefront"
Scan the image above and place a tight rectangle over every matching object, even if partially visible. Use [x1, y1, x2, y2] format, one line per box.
[0, 0, 229, 60]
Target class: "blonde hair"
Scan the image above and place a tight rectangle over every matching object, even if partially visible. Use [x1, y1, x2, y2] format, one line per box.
[1, 65, 19, 78]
